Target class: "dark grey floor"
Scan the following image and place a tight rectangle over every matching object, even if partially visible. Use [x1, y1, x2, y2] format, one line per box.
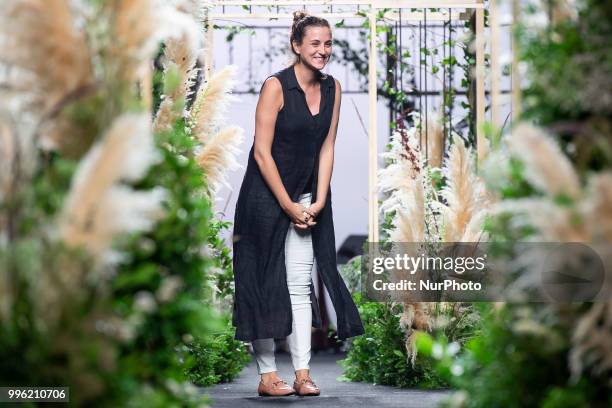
[200, 351, 452, 407]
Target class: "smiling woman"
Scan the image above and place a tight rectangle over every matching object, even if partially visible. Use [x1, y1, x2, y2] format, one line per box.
[231, 9, 364, 398]
[289, 11, 333, 72]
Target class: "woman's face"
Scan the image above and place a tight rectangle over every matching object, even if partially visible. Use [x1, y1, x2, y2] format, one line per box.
[293, 26, 332, 70]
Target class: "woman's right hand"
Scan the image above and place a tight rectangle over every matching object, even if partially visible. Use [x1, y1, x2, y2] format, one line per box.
[285, 201, 317, 230]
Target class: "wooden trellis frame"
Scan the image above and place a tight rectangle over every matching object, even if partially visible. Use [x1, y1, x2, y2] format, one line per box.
[205, 0, 487, 243]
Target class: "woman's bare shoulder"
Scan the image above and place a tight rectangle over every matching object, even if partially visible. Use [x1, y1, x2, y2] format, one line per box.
[261, 76, 282, 94]
[258, 76, 283, 112]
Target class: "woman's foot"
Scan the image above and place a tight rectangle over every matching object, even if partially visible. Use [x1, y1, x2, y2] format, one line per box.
[257, 372, 295, 396]
[293, 369, 320, 396]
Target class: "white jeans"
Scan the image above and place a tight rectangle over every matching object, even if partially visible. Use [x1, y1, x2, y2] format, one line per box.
[252, 192, 314, 374]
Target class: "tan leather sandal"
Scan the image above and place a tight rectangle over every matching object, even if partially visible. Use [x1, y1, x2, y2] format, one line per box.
[293, 377, 320, 396]
[257, 379, 295, 396]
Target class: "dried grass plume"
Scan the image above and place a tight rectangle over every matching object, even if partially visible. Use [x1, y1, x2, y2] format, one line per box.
[59, 113, 165, 260]
[508, 123, 581, 200]
[189, 65, 239, 143]
[196, 125, 244, 196]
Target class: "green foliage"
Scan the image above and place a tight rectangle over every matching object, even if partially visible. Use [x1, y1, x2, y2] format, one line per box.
[0, 242, 109, 399]
[420, 304, 611, 408]
[0, 4, 251, 406]
[339, 256, 363, 295]
[109, 111, 250, 400]
[0, 110, 245, 407]
[207, 219, 235, 303]
[379, 208, 397, 244]
[422, 4, 612, 396]
[339, 294, 449, 389]
[106, 119, 219, 405]
[17, 152, 78, 234]
[186, 317, 251, 386]
[430, 303, 482, 348]
[223, 25, 255, 42]
[539, 381, 602, 408]
[519, 2, 612, 124]
[149, 37, 248, 393]
[517, 0, 612, 173]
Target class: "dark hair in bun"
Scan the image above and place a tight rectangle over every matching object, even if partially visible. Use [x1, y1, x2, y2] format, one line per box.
[290, 10, 330, 64]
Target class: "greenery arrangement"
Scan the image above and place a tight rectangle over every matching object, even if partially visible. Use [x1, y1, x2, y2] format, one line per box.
[417, 1, 612, 407]
[339, 253, 482, 390]
[0, 1, 248, 405]
[339, 106, 488, 388]
[339, 3, 611, 402]
[186, 316, 251, 387]
[340, 293, 448, 389]
[333, 7, 490, 387]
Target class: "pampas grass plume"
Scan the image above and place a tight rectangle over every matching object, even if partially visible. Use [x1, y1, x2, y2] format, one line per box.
[508, 123, 580, 200]
[189, 65, 239, 143]
[59, 113, 164, 259]
[196, 125, 244, 194]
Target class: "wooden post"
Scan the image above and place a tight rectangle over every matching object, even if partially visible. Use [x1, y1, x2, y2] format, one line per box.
[142, 61, 153, 111]
[490, 0, 500, 131]
[511, 0, 521, 121]
[368, 7, 379, 243]
[475, 4, 487, 162]
[204, 11, 214, 82]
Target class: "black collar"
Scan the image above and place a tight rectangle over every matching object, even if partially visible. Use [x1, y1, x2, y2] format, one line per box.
[286, 64, 334, 91]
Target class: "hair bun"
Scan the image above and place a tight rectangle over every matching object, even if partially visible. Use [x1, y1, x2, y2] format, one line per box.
[292, 10, 309, 25]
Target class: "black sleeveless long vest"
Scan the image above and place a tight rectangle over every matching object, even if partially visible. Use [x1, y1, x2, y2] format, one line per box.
[231, 64, 365, 342]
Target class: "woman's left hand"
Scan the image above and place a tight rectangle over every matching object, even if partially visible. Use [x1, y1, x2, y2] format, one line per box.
[304, 201, 324, 220]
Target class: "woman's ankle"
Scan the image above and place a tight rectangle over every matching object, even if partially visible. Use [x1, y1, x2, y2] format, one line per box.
[260, 371, 280, 384]
[295, 368, 310, 380]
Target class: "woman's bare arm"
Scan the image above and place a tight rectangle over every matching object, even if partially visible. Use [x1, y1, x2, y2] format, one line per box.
[253, 77, 313, 227]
